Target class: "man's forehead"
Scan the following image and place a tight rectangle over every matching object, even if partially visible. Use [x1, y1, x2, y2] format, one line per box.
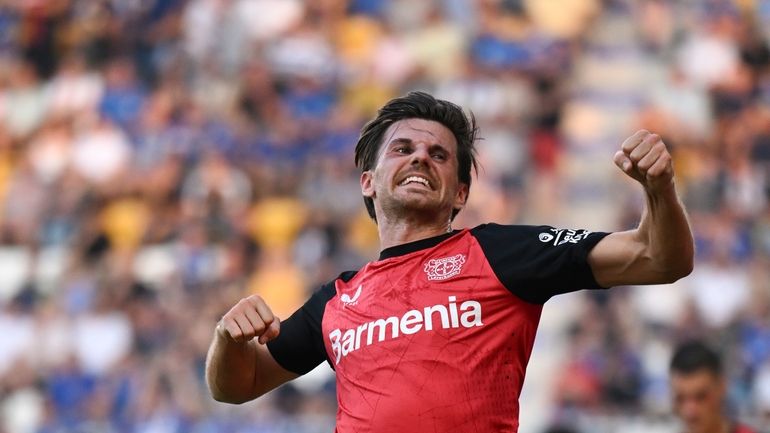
[671, 370, 722, 389]
[383, 118, 456, 146]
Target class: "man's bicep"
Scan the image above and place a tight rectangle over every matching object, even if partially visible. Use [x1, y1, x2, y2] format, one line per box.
[588, 230, 651, 287]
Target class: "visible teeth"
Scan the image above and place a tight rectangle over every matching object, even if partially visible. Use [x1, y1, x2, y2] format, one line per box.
[400, 176, 430, 187]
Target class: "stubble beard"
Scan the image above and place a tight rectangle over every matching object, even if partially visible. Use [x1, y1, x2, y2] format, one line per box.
[378, 188, 449, 225]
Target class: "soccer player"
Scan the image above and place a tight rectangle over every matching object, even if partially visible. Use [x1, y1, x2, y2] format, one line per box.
[205, 92, 694, 432]
[670, 341, 758, 433]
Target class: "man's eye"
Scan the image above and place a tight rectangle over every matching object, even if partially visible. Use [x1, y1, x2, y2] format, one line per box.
[395, 147, 408, 154]
[432, 153, 446, 161]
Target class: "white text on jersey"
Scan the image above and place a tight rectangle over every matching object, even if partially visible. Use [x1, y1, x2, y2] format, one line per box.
[328, 296, 483, 364]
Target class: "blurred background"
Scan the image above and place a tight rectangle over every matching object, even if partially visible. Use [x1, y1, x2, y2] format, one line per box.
[0, 0, 768, 432]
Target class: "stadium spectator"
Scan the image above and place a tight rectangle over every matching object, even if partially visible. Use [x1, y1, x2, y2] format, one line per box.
[670, 340, 759, 433]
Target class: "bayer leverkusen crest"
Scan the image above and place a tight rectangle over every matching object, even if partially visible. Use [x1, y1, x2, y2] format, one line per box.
[424, 254, 466, 281]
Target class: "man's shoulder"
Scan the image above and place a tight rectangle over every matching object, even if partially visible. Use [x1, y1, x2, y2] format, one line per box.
[471, 222, 532, 230]
[469, 223, 555, 243]
[471, 223, 605, 246]
[322, 270, 359, 289]
[306, 270, 359, 305]
[470, 222, 541, 234]
[336, 270, 359, 283]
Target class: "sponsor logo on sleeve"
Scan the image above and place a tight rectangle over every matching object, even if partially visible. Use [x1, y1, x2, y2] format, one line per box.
[538, 228, 592, 246]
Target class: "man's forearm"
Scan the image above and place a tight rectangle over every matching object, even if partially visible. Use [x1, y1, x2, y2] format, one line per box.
[205, 295, 297, 403]
[637, 182, 694, 280]
[590, 130, 694, 287]
[205, 328, 259, 404]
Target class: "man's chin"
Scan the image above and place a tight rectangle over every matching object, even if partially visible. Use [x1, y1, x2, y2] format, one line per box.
[383, 197, 447, 217]
[684, 420, 707, 433]
[399, 195, 442, 209]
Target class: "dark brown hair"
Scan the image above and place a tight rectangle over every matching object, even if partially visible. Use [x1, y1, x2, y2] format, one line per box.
[354, 91, 479, 222]
[670, 340, 722, 376]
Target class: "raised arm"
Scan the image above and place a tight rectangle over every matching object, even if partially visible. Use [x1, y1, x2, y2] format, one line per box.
[205, 295, 298, 404]
[588, 130, 694, 288]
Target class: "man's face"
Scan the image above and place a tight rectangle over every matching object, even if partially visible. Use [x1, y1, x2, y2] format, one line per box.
[361, 118, 468, 222]
[671, 369, 726, 433]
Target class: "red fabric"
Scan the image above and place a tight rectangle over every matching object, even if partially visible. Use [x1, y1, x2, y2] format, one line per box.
[322, 230, 542, 432]
[733, 423, 759, 433]
[531, 129, 561, 172]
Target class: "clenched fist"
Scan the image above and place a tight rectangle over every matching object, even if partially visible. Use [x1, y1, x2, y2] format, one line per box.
[614, 130, 674, 193]
[217, 295, 280, 345]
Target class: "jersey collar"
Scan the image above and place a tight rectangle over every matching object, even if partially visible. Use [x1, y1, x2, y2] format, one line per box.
[378, 229, 462, 261]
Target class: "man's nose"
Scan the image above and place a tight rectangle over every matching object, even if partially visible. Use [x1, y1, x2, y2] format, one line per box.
[410, 145, 430, 166]
[680, 399, 700, 419]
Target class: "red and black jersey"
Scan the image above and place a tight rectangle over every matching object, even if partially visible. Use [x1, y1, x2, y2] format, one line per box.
[268, 223, 609, 432]
[731, 423, 760, 433]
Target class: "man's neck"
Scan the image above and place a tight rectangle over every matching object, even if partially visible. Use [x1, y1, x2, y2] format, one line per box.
[693, 419, 731, 433]
[376, 214, 453, 251]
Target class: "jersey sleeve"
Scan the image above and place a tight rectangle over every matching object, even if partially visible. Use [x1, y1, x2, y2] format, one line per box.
[266, 281, 336, 375]
[471, 223, 610, 304]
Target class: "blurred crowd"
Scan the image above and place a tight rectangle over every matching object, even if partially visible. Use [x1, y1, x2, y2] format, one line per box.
[0, 0, 768, 432]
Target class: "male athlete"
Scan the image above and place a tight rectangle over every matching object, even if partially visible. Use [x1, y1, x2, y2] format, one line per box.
[670, 341, 758, 433]
[206, 92, 694, 432]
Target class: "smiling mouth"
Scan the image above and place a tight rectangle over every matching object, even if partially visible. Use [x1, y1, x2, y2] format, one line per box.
[398, 176, 432, 189]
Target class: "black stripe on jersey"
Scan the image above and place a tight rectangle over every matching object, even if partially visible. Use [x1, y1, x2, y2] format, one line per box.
[471, 223, 610, 305]
[379, 230, 461, 261]
[267, 270, 358, 375]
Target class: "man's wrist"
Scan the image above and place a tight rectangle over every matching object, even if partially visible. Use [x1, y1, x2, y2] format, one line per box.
[644, 177, 677, 199]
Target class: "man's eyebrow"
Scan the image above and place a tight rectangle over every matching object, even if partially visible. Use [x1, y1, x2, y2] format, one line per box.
[388, 138, 448, 149]
[388, 138, 413, 145]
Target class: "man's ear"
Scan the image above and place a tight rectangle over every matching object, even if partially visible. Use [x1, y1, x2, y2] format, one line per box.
[453, 183, 469, 211]
[361, 171, 375, 198]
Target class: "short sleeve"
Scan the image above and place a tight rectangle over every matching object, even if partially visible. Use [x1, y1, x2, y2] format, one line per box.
[266, 282, 336, 375]
[471, 223, 610, 304]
